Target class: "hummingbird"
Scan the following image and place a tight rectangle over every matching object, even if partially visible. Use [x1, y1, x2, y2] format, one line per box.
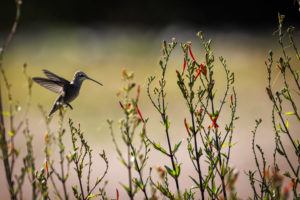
[33, 69, 103, 116]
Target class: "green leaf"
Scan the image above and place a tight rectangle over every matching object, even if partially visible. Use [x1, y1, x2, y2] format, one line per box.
[172, 141, 182, 154]
[8, 131, 14, 136]
[2, 111, 10, 116]
[283, 171, 291, 178]
[152, 142, 169, 156]
[174, 163, 181, 177]
[189, 176, 200, 188]
[164, 117, 170, 130]
[121, 183, 132, 196]
[87, 194, 100, 199]
[134, 178, 144, 190]
[276, 147, 285, 156]
[286, 120, 289, 130]
[72, 185, 78, 195]
[221, 162, 226, 176]
[221, 142, 227, 148]
[212, 181, 216, 194]
[284, 112, 295, 115]
[165, 165, 176, 178]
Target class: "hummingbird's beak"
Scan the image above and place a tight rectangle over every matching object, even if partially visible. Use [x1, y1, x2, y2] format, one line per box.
[86, 76, 103, 86]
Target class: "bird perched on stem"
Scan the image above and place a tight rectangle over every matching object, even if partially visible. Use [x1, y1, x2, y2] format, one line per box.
[33, 69, 103, 116]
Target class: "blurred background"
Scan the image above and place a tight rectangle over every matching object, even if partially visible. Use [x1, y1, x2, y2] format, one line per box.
[0, 0, 299, 199]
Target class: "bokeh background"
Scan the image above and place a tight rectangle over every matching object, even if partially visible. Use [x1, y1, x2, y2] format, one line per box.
[0, 0, 299, 199]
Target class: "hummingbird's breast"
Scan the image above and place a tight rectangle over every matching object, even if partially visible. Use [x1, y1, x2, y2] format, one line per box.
[63, 84, 80, 103]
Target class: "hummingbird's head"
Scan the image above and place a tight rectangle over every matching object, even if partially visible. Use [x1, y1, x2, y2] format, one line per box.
[73, 71, 103, 86]
[74, 71, 88, 81]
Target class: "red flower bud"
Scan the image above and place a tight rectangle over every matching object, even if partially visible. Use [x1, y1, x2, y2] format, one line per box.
[136, 105, 144, 122]
[119, 101, 125, 110]
[184, 118, 191, 136]
[182, 58, 186, 74]
[188, 44, 198, 65]
[116, 189, 119, 200]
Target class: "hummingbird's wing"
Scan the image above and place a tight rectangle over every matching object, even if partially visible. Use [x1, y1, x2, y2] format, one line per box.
[42, 69, 69, 84]
[32, 78, 65, 94]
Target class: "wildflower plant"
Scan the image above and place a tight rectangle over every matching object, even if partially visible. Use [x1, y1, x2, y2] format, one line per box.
[247, 13, 300, 199]
[108, 69, 151, 200]
[146, 39, 183, 199]
[176, 32, 238, 200]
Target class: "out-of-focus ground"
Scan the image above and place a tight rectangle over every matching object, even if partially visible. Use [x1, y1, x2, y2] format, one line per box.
[0, 25, 299, 199]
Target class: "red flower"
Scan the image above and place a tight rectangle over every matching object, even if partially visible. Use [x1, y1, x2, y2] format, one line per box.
[184, 118, 191, 136]
[230, 94, 233, 104]
[136, 105, 144, 122]
[194, 64, 207, 80]
[182, 57, 186, 74]
[188, 44, 198, 65]
[208, 113, 219, 131]
[195, 68, 201, 80]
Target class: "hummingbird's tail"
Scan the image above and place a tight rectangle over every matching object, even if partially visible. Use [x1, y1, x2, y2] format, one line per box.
[48, 102, 59, 117]
[48, 96, 63, 117]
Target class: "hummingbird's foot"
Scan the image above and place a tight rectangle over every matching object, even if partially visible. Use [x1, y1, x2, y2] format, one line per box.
[66, 103, 73, 110]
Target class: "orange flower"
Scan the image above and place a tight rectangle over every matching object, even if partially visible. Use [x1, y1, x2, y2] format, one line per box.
[283, 181, 294, 194]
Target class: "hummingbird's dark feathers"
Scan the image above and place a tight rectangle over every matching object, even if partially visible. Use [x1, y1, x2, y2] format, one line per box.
[43, 69, 69, 84]
[32, 77, 64, 94]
